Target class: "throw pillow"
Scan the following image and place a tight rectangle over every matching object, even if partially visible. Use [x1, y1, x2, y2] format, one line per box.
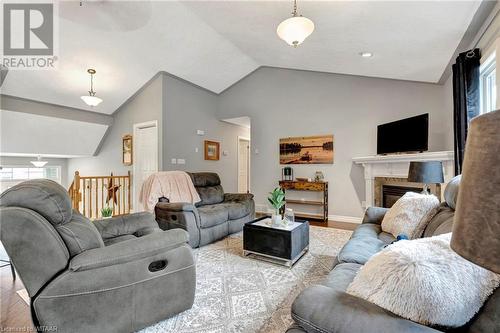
[346, 233, 500, 328]
[381, 192, 439, 239]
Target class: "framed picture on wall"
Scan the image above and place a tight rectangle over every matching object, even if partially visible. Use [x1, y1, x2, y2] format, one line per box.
[122, 134, 133, 165]
[204, 140, 220, 161]
[279, 135, 334, 164]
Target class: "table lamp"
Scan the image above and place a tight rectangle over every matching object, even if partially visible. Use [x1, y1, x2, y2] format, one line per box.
[408, 161, 444, 194]
[451, 110, 500, 273]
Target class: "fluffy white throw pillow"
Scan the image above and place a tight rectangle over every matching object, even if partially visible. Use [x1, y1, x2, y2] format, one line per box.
[346, 233, 500, 327]
[381, 192, 439, 239]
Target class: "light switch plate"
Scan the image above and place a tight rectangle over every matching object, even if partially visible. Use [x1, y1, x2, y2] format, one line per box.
[196, 130, 205, 136]
[177, 159, 186, 165]
[171, 158, 177, 164]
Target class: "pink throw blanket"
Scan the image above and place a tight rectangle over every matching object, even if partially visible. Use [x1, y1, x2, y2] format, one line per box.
[140, 171, 201, 212]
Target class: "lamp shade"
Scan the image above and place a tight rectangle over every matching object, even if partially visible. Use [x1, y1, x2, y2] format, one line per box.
[277, 16, 314, 47]
[451, 110, 500, 273]
[408, 161, 444, 184]
[81, 95, 103, 107]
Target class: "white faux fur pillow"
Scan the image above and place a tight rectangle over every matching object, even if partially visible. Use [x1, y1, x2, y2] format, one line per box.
[346, 233, 500, 328]
[381, 192, 439, 239]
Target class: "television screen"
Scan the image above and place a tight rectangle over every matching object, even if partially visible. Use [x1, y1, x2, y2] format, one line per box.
[377, 114, 429, 155]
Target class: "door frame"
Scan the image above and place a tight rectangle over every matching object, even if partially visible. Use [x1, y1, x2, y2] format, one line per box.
[132, 120, 159, 212]
[237, 136, 251, 193]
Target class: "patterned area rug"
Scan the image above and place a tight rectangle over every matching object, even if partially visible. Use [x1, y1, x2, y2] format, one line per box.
[141, 226, 352, 333]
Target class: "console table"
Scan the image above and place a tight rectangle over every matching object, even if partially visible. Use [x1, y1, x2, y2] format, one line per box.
[279, 180, 328, 222]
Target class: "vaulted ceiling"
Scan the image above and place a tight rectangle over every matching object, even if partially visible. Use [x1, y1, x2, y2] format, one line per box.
[1, 0, 484, 115]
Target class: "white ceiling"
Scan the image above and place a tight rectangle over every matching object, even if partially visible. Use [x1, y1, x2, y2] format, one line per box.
[0, 110, 108, 157]
[1, 0, 482, 115]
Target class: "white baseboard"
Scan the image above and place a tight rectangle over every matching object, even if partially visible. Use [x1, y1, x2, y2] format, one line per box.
[255, 204, 362, 224]
[328, 214, 362, 224]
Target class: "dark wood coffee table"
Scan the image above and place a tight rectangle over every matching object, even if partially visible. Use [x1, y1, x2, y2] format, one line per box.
[243, 216, 309, 267]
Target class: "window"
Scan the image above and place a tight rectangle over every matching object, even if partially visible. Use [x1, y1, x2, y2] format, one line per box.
[0, 166, 61, 193]
[480, 53, 497, 114]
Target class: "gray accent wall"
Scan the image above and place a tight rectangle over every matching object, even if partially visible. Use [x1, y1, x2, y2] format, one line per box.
[67, 74, 164, 179]
[218, 67, 453, 219]
[162, 74, 250, 193]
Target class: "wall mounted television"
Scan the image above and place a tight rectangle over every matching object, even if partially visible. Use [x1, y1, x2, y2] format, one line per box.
[377, 113, 429, 155]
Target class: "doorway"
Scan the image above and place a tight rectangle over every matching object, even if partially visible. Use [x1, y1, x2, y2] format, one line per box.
[133, 120, 158, 211]
[238, 136, 250, 193]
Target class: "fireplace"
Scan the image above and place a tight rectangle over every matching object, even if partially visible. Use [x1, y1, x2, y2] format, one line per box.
[382, 185, 422, 208]
[374, 176, 440, 207]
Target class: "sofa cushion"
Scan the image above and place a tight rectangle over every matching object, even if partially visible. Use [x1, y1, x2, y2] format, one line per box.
[322, 263, 362, 291]
[346, 233, 500, 328]
[381, 192, 440, 239]
[189, 172, 221, 187]
[351, 223, 382, 239]
[103, 234, 136, 246]
[422, 204, 454, 237]
[224, 202, 252, 220]
[338, 236, 389, 265]
[198, 204, 229, 228]
[0, 179, 73, 225]
[196, 185, 224, 206]
[56, 212, 104, 257]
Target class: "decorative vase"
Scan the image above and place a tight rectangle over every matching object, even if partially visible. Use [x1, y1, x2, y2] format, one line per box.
[272, 213, 282, 226]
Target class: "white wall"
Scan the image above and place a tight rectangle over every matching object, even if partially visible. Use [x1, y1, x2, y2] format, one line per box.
[218, 67, 452, 219]
[162, 74, 250, 193]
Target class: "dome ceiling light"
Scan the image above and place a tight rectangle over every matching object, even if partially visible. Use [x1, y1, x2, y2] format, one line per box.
[30, 155, 48, 168]
[81, 68, 103, 107]
[276, 0, 315, 47]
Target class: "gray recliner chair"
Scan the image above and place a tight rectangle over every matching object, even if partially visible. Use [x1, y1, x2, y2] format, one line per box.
[155, 172, 255, 248]
[0, 179, 196, 333]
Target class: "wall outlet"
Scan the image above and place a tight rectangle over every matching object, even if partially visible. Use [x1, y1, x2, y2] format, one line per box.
[196, 130, 205, 136]
[171, 158, 177, 164]
[177, 158, 186, 165]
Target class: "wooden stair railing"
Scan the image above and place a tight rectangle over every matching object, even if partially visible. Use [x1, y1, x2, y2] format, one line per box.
[68, 171, 131, 219]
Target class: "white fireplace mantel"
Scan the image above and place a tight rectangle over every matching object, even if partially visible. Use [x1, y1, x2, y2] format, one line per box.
[353, 151, 454, 207]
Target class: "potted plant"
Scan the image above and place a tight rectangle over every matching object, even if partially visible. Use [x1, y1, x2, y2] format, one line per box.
[268, 187, 285, 226]
[101, 206, 113, 219]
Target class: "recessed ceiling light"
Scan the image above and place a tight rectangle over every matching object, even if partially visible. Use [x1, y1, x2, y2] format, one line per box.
[360, 52, 373, 58]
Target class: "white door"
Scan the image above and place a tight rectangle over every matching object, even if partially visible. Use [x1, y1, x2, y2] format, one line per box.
[133, 121, 158, 211]
[238, 137, 250, 193]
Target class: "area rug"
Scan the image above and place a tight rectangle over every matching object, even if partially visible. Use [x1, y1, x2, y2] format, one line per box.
[141, 226, 352, 333]
[15, 227, 352, 333]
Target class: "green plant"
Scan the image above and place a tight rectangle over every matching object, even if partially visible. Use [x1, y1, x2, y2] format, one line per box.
[268, 187, 285, 213]
[101, 206, 113, 218]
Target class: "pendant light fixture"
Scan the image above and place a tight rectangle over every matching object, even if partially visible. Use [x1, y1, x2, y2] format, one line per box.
[81, 68, 103, 107]
[277, 0, 314, 47]
[30, 155, 48, 168]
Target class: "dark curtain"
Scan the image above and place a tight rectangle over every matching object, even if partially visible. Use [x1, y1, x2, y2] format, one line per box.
[452, 48, 480, 176]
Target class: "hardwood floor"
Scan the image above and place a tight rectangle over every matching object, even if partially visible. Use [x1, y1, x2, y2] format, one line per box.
[0, 218, 356, 329]
[0, 264, 33, 331]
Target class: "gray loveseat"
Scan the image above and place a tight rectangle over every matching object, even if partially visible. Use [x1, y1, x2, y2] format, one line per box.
[155, 172, 255, 247]
[288, 175, 500, 333]
[0, 179, 196, 333]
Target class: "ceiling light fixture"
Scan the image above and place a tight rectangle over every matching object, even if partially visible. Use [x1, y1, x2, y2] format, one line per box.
[81, 68, 103, 107]
[30, 155, 48, 168]
[277, 0, 314, 47]
[360, 52, 373, 58]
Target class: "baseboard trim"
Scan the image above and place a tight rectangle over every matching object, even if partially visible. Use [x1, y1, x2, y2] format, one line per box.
[255, 204, 362, 224]
[328, 215, 362, 224]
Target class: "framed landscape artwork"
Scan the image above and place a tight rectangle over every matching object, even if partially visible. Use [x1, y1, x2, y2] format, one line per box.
[280, 135, 334, 164]
[204, 140, 220, 161]
[122, 134, 133, 166]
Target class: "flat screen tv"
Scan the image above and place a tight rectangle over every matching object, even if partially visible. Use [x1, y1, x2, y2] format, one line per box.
[377, 114, 429, 155]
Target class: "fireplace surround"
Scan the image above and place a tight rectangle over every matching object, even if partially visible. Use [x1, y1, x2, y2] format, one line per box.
[353, 151, 454, 208]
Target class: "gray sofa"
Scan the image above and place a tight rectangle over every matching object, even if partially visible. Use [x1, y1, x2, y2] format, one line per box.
[289, 175, 500, 333]
[0, 179, 196, 333]
[155, 172, 255, 247]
